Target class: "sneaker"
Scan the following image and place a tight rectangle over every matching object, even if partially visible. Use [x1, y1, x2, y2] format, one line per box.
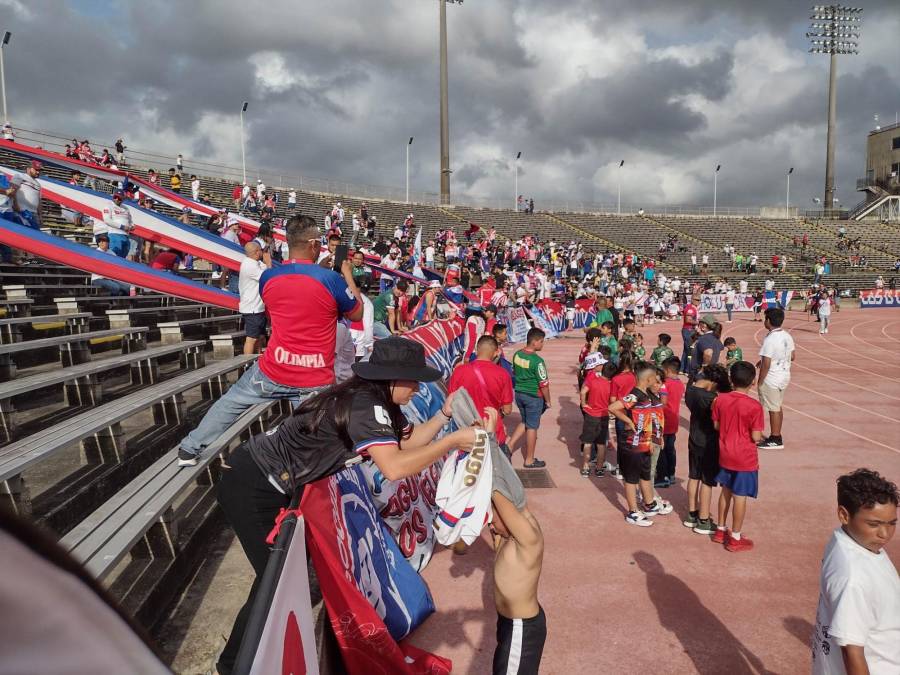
[654, 477, 672, 489]
[693, 519, 717, 535]
[711, 528, 730, 544]
[625, 511, 654, 527]
[610, 468, 624, 481]
[726, 536, 754, 552]
[682, 514, 699, 528]
[177, 448, 199, 467]
[642, 500, 673, 516]
[758, 437, 784, 450]
[211, 271, 222, 280]
[523, 458, 546, 469]
[580, 467, 591, 477]
[594, 466, 606, 477]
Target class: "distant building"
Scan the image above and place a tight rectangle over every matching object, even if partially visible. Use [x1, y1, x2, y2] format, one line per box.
[864, 123, 900, 189]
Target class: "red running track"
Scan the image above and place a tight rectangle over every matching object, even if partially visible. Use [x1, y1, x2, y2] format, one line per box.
[414, 306, 900, 674]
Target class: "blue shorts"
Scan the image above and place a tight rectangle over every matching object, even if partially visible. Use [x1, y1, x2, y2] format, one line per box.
[515, 391, 545, 430]
[107, 233, 131, 258]
[716, 468, 758, 498]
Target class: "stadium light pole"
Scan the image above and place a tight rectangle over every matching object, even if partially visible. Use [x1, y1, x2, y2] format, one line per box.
[439, 0, 463, 205]
[406, 136, 414, 203]
[514, 151, 521, 211]
[0, 31, 11, 123]
[239, 101, 249, 185]
[617, 160, 624, 214]
[807, 5, 862, 216]
[786, 167, 794, 218]
[713, 164, 721, 217]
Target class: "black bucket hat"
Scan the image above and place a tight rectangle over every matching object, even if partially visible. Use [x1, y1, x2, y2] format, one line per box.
[351, 336, 442, 382]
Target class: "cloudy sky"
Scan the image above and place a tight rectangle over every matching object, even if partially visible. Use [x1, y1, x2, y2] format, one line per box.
[3, 0, 899, 209]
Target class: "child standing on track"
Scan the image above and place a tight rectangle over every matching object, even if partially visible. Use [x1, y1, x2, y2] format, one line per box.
[817, 289, 832, 334]
[656, 357, 684, 488]
[712, 361, 765, 552]
[633, 333, 646, 361]
[608, 362, 673, 527]
[724, 336, 743, 367]
[578, 353, 611, 476]
[600, 321, 619, 366]
[652, 333, 674, 368]
[683, 364, 731, 533]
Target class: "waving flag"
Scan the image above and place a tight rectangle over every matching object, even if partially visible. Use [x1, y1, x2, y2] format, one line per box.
[525, 305, 559, 339]
[412, 227, 423, 278]
[0, 218, 238, 309]
[301, 468, 451, 674]
[535, 298, 568, 333]
[572, 298, 598, 328]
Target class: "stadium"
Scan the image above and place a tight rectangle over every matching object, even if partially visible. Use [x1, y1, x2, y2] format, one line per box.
[0, 2, 898, 675]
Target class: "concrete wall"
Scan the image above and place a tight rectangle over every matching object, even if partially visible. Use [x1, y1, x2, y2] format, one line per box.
[866, 126, 900, 183]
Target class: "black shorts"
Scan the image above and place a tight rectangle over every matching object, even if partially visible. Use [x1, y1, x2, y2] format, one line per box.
[493, 606, 546, 675]
[617, 448, 652, 485]
[688, 444, 720, 487]
[580, 415, 609, 445]
[242, 312, 268, 338]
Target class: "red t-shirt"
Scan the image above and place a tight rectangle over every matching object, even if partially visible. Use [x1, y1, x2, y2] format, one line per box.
[581, 372, 611, 417]
[150, 251, 181, 271]
[711, 391, 764, 471]
[484, 318, 497, 336]
[660, 377, 685, 435]
[611, 371, 636, 402]
[682, 303, 698, 329]
[448, 359, 514, 444]
[258, 261, 360, 388]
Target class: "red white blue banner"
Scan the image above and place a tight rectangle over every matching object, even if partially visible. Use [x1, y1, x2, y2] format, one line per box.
[0, 218, 238, 309]
[859, 289, 899, 308]
[402, 316, 466, 379]
[572, 298, 598, 328]
[301, 467, 451, 674]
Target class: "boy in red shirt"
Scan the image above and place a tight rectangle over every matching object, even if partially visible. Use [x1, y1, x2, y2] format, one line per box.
[711, 361, 765, 552]
[448, 335, 514, 453]
[578, 354, 613, 476]
[656, 357, 684, 488]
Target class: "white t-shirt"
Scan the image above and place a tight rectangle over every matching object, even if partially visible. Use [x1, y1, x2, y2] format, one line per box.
[818, 297, 832, 317]
[725, 289, 736, 304]
[739, 279, 748, 294]
[701, 254, 709, 264]
[765, 278, 775, 291]
[812, 528, 900, 675]
[425, 245, 435, 262]
[10, 171, 41, 213]
[759, 328, 794, 388]
[288, 190, 297, 204]
[238, 257, 266, 314]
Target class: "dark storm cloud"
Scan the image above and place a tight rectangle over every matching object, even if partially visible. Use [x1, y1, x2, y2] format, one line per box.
[3, 0, 898, 207]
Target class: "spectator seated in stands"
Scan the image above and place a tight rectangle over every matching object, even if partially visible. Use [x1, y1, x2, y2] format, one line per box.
[90, 234, 131, 296]
[149, 247, 183, 273]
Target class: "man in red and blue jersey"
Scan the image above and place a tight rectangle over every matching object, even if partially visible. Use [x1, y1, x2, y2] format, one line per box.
[178, 215, 363, 467]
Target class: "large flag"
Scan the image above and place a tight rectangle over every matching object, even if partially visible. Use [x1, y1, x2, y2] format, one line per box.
[572, 298, 598, 328]
[535, 298, 568, 333]
[0, 218, 238, 309]
[524, 305, 559, 339]
[301, 468, 451, 674]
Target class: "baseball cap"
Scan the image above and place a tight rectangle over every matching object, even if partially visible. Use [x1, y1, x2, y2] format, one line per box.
[584, 352, 607, 370]
[112, 191, 124, 200]
[30, 160, 43, 171]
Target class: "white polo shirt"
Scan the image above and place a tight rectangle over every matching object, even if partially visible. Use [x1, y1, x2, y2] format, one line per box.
[238, 257, 266, 314]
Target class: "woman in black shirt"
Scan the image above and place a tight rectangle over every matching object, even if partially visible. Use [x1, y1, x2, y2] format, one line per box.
[215, 337, 479, 674]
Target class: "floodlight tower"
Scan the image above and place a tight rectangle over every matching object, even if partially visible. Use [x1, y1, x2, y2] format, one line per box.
[807, 5, 862, 215]
[439, 0, 462, 204]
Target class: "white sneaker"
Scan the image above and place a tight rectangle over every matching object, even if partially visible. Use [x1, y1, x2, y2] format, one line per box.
[642, 499, 674, 516]
[211, 272, 222, 280]
[625, 511, 654, 527]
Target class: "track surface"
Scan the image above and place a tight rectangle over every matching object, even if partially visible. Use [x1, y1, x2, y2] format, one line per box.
[414, 306, 900, 674]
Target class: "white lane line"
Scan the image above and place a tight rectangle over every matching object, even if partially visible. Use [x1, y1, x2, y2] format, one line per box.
[882, 320, 900, 344]
[850, 319, 900, 354]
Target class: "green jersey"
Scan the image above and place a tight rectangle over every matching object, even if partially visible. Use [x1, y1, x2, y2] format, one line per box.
[513, 349, 549, 395]
[651, 345, 674, 367]
[634, 345, 646, 360]
[726, 347, 743, 365]
[589, 308, 614, 328]
[372, 290, 395, 324]
[601, 335, 619, 365]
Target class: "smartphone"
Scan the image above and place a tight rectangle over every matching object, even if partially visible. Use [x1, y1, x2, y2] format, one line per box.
[332, 244, 349, 271]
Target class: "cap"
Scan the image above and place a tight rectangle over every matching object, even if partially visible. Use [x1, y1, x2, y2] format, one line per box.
[429, 280, 442, 289]
[30, 160, 43, 171]
[699, 314, 717, 328]
[484, 303, 498, 314]
[584, 352, 607, 370]
[112, 190, 124, 199]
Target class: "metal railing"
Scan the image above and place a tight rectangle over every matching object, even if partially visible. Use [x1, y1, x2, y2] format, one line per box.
[8, 124, 776, 219]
